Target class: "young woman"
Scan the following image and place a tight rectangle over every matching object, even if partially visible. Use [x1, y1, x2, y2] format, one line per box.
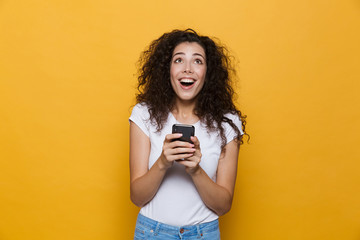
[129, 29, 247, 239]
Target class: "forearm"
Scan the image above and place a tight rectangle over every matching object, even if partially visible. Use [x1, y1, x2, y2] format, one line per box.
[190, 167, 233, 216]
[130, 158, 168, 207]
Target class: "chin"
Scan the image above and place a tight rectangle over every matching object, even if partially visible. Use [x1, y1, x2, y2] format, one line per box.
[177, 94, 198, 102]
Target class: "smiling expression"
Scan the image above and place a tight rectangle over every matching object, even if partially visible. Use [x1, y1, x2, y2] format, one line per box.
[170, 42, 207, 103]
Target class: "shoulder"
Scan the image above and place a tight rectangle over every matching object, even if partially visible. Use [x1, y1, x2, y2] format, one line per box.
[224, 112, 242, 126]
[131, 103, 150, 118]
[129, 103, 152, 137]
[132, 102, 150, 113]
[129, 103, 151, 125]
[223, 111, 244, 136]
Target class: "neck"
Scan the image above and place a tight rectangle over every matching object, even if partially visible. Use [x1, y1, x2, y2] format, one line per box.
[171, 98, 199, 124]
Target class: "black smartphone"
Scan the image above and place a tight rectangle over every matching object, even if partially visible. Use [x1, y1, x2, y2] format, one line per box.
[172, 124, 195, 143]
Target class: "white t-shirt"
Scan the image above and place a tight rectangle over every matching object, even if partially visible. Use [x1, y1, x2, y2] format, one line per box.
[129, 103, 243, 226]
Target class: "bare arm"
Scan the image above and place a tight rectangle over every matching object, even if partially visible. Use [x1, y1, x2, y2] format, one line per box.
[129, 121, 195, 207]
[177, 137, 240, 216]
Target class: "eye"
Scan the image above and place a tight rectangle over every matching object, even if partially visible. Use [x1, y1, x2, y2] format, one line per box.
[194, 59, 203, 64]
[174, 58, 182, 63]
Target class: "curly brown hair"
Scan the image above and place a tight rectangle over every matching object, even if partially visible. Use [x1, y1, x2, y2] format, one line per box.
[136, 29, 248, 148]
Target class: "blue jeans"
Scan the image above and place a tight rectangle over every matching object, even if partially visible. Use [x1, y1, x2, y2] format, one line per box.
[134, 214, 220, 240]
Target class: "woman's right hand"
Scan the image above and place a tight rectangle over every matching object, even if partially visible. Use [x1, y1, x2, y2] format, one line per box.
[159, 133, 196, 169]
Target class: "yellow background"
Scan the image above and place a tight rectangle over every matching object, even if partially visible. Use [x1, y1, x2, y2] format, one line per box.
[0, 0, 359, 239]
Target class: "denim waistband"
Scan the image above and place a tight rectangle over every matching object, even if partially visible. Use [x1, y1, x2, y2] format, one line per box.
[136, 213, 219, 238]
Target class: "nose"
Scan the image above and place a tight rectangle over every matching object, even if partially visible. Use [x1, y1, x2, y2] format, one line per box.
[183, 63, 193, 73]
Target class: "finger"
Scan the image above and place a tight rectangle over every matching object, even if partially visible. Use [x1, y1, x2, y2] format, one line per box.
[165, 133, 183, 142]
[183, 155, 201, 163]
[169, 140, 195, 149]
[169, 153, 194, 161]
[176, 159, 198, 168]
[168, 147, 196, 155]
[190, 136, 200, 148]
[191, 149, 202, 158]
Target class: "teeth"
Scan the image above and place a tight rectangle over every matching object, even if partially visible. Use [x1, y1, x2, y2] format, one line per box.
[180, 79, 195, 83]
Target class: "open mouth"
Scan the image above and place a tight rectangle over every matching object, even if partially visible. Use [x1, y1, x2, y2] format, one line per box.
[180, 78, 195, 87]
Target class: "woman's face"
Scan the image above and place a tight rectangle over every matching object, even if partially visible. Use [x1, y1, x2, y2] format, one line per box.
[170, 41, 207, 103]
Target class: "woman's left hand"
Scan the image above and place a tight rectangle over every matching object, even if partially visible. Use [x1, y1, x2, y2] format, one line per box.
[176, 136, 202, 175]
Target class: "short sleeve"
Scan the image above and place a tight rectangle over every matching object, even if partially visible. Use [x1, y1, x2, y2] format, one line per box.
[129, 103, 150, 137]
[224, 113, 244, 144]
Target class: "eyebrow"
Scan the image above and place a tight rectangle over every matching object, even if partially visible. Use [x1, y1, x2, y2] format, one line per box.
[172, 52, 206, 59]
